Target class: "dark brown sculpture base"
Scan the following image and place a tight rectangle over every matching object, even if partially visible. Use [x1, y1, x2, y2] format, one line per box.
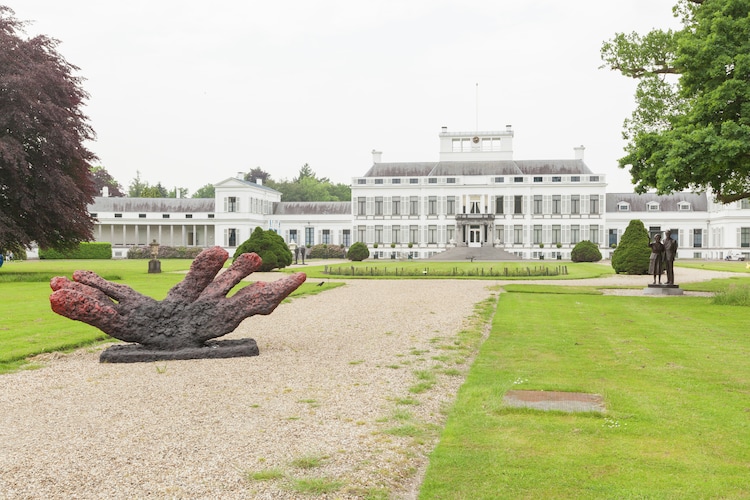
[99, 338, 259, 363]
[644, 284, 684, 295]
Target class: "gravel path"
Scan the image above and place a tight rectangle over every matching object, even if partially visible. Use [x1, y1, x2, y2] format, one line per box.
[0, 279, 497, 499]
[0, 264, 739, 499]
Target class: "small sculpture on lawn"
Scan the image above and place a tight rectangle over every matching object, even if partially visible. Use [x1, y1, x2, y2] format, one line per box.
[49, 246, 306, 362]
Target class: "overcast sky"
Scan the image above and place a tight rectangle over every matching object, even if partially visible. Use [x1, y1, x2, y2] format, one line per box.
[12, 1, 680, 195]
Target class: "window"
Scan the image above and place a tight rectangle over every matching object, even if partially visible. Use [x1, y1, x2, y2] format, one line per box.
[552, 225, 561, 244]
[305, 227, 315, 246]
[447, 177, 456, 184]
[741, 227, 750, 247]
[470, 201, 480, 214]
[514, 195, 523, 214]
[571, 176, 580, 182]
[447, 226, 455, 243]
[514, 176, 523, 183]
[533, 176, 543, 183]
[321, 229, 330, 244]
[289, 229, 298, 244]
[647, 202, 660, 212]
[375, 178, 383, 184]
[375, 197, 383, 216]
[495, 227, 504, 244]
[428, 196, 437, 215]
[514, 225, 523, 244]
[409, 178, 418, 184]
[571, 195, 580, 214]
[590, 196, 600, 215]
[533, 225, 542, 244]
[533, 195, 543, 215]
[495, 196, 504, 214]
[410, 196, 419, 215]
[552, 195, 561, 214]
[590, 176, 600, 182]
[608, 228, 618, 247]
[678, 202, 691, 211]
[392, 199, 401, 216]
[428, 178, 437, 184]
[392, 226, 401, 244]
[185, 214, 193, 219]
[357, 179, 366, 184]
[571, 225, 580, 244]
[428, 225, 437, 244]
[139, 213, 146, 218]
[114, 213, 122, 218]
[162, 214, 170, 219]
[392, 178, 401, 184]
[357, 197, 366, 215]
[357, 226, 366, 243]
[552, 176, 561, 183]
[447, 196, 456, 215]
[90, 213, 98, 218]
[494, 177, 504, 183]
[618, 202, 630, 212]
[226, 228, 237, 247]
[649, 226, 662, 239]
[226, 196, 239, 212]
[741, 199, 750, 209]
[208, 214, 214, 219]
[590, 225, 600, 244]
[342, 229, 351, 247]
[374, 226, 383, 244]
[693, 229, 702, 248]
[409, 225, 419, 245]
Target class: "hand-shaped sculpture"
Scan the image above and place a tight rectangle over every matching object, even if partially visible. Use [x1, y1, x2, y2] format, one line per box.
[50, 246, 306, 362]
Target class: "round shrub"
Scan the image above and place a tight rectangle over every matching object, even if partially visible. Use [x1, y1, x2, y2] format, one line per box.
[346, 242, 369, 261]
[234, 227, 292, 272]
[611, 219, 650, 274]
[571, 240, 602, 262]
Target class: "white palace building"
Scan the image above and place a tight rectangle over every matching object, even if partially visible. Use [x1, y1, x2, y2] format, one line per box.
[89, 126, 750, 261]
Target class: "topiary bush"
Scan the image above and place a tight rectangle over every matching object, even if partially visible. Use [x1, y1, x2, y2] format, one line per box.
[233, 227, 292, 272]
[571, 240, 602, 262]
[611, 219, 650, 274]
[308, 244, 346, 259]
[346, 241, 369, 261]
[39, 242, 112, 259]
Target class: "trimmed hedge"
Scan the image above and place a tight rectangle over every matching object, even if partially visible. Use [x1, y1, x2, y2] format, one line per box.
[571, 240, 602, 262]
[127, 245, 204, 259]
[233, 227, 292, 272]
[307, 244, 346, 259]
[39, 242, 112, 259]
[346, 241, 369, 261]
[611, 219, 650, 274]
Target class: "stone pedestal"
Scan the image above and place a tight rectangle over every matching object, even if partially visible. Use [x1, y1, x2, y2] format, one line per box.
[644, 283, 684, 295]
[148, 259, 161, 273]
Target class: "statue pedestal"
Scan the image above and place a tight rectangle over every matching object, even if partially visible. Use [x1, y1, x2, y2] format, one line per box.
[100, 338, 259, 363]
[148, 259, 161, 273]
[644, 283, 684, 296]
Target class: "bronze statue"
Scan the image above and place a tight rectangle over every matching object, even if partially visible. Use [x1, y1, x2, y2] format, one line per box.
[649, 233, 664, 284]
[663, 229, 678, 285]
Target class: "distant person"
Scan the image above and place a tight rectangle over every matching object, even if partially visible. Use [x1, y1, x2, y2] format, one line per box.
[663, 229, 678, 285]
[649, 234, 664, 284]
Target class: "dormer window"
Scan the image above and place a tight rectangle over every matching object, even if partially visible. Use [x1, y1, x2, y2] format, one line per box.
[647, 202, 660, 212]
[617, 202, 630, 212]
[678, 202, 691, 211]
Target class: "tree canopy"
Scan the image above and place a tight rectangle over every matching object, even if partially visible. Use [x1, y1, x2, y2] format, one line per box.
[247, 164, 351, 202]
[128, 171, 188, 198]
[611, 220, 651, 274]
[90, 166, 124, 197]
[601, 0, 750, 203]
[0, 6, 97, 251]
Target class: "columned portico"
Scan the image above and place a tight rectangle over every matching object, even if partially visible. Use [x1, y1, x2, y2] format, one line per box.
[455, 214, 495, 246]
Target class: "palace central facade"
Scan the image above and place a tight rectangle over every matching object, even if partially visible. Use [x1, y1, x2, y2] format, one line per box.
[89, 126, 750, 261]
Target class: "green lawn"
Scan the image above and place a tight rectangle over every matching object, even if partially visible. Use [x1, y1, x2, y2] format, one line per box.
[676, 259, 750, 273]
[0, 259, 338, 372]
[419, 290, 750, 499]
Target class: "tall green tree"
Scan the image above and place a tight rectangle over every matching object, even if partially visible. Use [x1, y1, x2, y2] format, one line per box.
[601, 0, 750, 203]
[128, 171, 186, 198]
[0, 7, 97, 251]
[192, 183, 215, 198]
[611, 220, 651, 274]
[264, 164, 350, 202]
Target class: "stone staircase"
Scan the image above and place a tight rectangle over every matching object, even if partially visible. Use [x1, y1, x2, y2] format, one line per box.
[427, 245, 522, 261]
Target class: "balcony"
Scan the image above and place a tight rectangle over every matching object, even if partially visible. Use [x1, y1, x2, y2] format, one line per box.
[455, 213, 495, 221]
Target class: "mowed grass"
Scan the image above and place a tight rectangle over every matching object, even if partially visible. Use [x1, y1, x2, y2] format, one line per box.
[0, 259, 339, 372]
[419, 290, 750, 499]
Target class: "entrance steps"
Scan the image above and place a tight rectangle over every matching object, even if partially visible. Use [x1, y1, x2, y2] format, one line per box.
[427, 245, 522, 261]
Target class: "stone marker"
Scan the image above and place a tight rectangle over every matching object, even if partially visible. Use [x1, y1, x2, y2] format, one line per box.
[50, 246, 306, 362]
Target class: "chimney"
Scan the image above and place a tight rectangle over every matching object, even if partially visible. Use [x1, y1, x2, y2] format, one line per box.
[101, 186, 109, 197]
[371, 149, 382, 163]
[236, 171, 245, 180]
[256, 177, 263, 186]
[574, 145, 585, 160]
[441, 126, 447, 133]
[506, 124, 512, 132]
